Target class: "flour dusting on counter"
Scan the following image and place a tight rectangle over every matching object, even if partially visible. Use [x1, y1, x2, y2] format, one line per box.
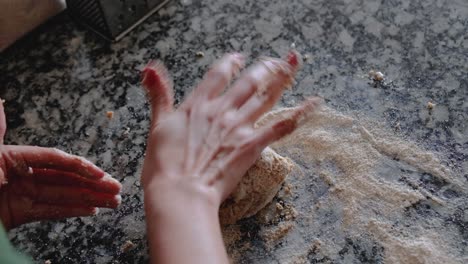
[223, 106, 466, 263]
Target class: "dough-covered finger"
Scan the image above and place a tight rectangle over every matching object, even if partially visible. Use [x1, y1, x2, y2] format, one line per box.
[181, 53, 245, 110]
[32, 168, 122, 195]
[233, 51, 300, 127]
[220, 51, 300, 114]
[5, 145, 105, 179]
[250, 97, 322, 148]
[141, 61, 174, 127]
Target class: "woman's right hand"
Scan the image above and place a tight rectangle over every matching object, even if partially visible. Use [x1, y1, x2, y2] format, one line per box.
[141, 51, 320, 209]
[140, 51, 320, 264]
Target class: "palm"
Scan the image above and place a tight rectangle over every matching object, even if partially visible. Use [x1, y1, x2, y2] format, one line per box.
[0, 101, 121, 230]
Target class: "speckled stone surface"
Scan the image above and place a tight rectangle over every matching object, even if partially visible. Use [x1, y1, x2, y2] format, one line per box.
[1, 0, 467, 263]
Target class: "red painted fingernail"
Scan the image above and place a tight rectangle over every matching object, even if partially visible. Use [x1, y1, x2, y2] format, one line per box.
[286, 50, 301, 68]
[141, 62, 159, 88]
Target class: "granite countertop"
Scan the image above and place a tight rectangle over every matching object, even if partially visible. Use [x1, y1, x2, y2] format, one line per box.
[1, 0, 467, 263]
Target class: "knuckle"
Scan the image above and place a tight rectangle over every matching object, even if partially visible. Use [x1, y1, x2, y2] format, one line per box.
[218, 111, 238, 131]
[232, 126, 254, 141]
[243, 75, 260, 92]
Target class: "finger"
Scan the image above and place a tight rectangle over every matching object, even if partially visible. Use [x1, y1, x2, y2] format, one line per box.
[32, 168, 122, 195]
[0, 98, 6, 143]
[182, 54, 245, 170]
[180, 53, 245, 110]
[220, 50, 300, 113]
[233, 51, 301, 126]
[29, 184, 121, 208]
[14, 204, 98, 228]
[5, 145, 105, 179]
[194, 52, 300, 170]
[250, 97, 322, 148]
[141, 61, 174, 127]
[202, 98, 322, 198]
[202, 142, 260, 201]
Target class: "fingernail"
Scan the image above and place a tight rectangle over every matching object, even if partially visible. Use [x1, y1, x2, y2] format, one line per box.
[104, 173, 122, 187]
[286, 50, 302, 69]
[259, 57, 291, 75]
[93, 208, 100, 215]
[115, 195, 122, 206]
[255, 58, 295, 94]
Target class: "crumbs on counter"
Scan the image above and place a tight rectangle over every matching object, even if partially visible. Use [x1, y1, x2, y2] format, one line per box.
[427, 101, 435, 110]
[106, 111, 114, 119]
[282, 204, 298, 221]
[369, 70, 384, 82]
[276, 202, 284, 211]
[394, 122, 401, 131]
[122, 127, 131, 137]
[283, 183, 293, 196]
[121, 240, 136, 253]
[195, 51, 205, 58]
[261, 221, 295, 248]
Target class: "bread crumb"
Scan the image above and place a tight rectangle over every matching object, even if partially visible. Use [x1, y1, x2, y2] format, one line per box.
[195, 51, 205, 58]
[276, 202, 284, 211]
[106, 111, 114, 119]
[0, 99, 5, 104]
[222, 225, 243, 247]
[283, 183, 293, 195]
[121, 240, 135, 253]
[261, 221, 295, 247]
[286, 239, 323, 264]
[44, 260, 52, 264]
[122, 127, 131, 137]
[369, 70, 384, 81]
[394, 122, 401, 131]
[427, 101, 435, 110]
[283, 204, 298, 220]
[374, 72, 384, 81]
[290, 42, 296, 49]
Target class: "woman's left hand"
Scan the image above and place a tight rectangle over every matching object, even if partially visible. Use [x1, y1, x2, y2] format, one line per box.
[0, 100, 122, 230]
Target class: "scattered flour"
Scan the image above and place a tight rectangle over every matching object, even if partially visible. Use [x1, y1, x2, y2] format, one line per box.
[224, 105, 466, 263]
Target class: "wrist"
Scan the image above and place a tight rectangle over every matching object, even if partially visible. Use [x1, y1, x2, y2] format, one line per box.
[143, 177, 220, 218]
[143, 178, 229, 264]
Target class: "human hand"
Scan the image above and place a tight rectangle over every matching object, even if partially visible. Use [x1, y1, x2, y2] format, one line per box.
[141, 51, 320, 209]
[140, 51, 321, 264]
[0, 100, 122, 230]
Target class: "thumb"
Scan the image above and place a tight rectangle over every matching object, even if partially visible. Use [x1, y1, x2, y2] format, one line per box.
[0, 98, 6, 144]
[141, 61, 174, 129]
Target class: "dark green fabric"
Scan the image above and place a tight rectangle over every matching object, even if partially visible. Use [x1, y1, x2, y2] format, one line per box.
[0, 222, 32, 264]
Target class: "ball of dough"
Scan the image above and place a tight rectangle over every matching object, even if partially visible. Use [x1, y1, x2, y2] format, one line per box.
[219, 147, 293, 225]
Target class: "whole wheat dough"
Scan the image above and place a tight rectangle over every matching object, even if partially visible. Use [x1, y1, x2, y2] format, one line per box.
[219, 147, 293, 225]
